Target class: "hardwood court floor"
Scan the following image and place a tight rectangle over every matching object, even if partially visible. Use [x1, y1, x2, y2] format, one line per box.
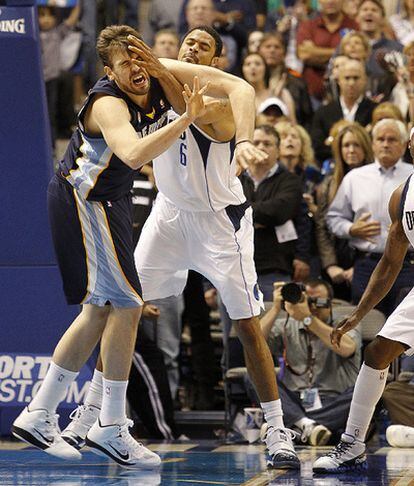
[0, 440, 413, 485]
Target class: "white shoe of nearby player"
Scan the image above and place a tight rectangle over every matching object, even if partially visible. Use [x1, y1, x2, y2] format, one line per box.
[61, 404, 100, 450]
[12, 407, 81, 460]
[386, 425, 414, 447]
[260, 423, 300, 470]
[313, 433, 367, 473]
[86, 419, 161, 469]
[300, 422, 332, 446]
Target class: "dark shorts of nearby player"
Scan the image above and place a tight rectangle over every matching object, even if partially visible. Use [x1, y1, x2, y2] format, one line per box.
[47, 175, 143, 308]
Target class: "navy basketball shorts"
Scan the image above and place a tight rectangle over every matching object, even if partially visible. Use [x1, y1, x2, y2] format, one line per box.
[47, 175, 143, 308]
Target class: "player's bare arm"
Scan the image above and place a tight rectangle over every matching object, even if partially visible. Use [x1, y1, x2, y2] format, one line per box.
[196, 97, 235, 141]
[127, 36, 266, 165]
[89, 78, 208, 170]
[331, 183, 410, 346]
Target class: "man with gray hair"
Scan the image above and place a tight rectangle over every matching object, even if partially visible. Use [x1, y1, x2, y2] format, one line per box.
[313, 124, 414, 473]
[326, 118, 414, 316]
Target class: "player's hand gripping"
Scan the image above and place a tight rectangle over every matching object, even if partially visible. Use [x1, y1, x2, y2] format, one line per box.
[235, 141, 267, 173]
[330, 314, 359, 347]
[182, 76, 209, 122]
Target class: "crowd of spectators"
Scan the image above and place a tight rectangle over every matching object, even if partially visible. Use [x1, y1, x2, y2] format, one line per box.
[39, 0, 414, 445]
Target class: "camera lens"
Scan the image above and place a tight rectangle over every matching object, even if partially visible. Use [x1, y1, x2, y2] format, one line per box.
[281, 282, 304, 304]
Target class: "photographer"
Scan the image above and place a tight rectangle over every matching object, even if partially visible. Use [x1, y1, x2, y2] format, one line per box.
[256, 279, 361, 445]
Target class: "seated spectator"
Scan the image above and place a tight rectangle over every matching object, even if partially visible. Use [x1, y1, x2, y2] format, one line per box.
[239, 125, 303, 299]
[258, 32, 313, 129]
[326, 118, 414, 316]
[38, 4, 80, 147]
[315, 122, 374, 301]
[250, 279, 361, 445]
[338, 31, 371, 64]
[152, 29, 180, 59]
[311, 58, 377, 165]
[257, 98, 291, 126]
[104, 0, 139, 28]
[366, 102, 405, 135]
[241, 52, 296, 120]
[247, 30, 264, 53]
[145, 0, 184, 43]
[178, 0, 255, 72]
[276, 120, 321, 281]
[389, 41, 414, 122]
[296, 0, 358, 109]
[266, 0, 311, 74]
[356, 0, 402, 99]
[324, 54, 350, 104]
[389, 0, 414, 45]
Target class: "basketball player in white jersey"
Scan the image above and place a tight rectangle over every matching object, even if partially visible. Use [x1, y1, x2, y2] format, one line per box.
[130, 27, 300, 469]
[313, 127, 414, 473]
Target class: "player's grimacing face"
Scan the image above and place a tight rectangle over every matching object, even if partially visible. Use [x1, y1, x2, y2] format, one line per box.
[106, 48, 150, 96]
[179, 30, 217, 66]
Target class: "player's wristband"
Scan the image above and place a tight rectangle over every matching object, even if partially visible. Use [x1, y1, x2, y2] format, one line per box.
[235, 139, 253, 147]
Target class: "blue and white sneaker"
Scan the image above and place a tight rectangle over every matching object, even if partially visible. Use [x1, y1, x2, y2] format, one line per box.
[12, 407, 81, 460]
[86, 419, 161, 469]
[313, 433, 367, 473]
[261, 423, 300, 470]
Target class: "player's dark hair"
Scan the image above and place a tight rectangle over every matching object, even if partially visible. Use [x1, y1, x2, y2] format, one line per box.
[181, 25, 223, 58]
[255, 124, 280, 147]
[97, 25, 142, 68]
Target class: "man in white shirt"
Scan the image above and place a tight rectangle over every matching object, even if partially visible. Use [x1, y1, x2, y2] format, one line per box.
[327, 118, 414, 315]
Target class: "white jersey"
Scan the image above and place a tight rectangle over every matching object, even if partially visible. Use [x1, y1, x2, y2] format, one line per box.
[401, 175, 414, 247]
[153, 111, 246, 212]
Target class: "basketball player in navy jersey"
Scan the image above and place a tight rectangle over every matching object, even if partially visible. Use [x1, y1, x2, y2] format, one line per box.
[12, 25, 265, 468]
[313, 126, 414, 473]
[62, 26, 300, 470]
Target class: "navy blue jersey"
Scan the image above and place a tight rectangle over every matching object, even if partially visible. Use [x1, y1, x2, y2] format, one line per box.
[58, 76, 170, 202]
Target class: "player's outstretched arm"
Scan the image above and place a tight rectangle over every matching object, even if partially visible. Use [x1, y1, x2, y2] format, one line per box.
[91, 77, 208, 170]
[331, 183, 409, 346]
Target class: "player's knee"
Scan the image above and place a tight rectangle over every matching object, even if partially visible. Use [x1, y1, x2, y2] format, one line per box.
[364, 338, 393, 369]
[234, 317, 261, 343]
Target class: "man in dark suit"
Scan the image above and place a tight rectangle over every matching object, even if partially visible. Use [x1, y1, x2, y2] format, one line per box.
[311, 58, 377, 165]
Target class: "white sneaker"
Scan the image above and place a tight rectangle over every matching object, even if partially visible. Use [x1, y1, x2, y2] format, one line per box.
[300, 422, 332, 446]
[260, 423, 300, 470]
[61, 404, 100, 449]
[313, 433, 367, 473]
[386, 425, 414, 447]
[12, 407, 81, 460]
[86, 419, 161, 469]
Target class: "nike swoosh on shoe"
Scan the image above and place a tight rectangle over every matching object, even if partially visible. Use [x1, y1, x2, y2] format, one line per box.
[108, 444, 129, 461]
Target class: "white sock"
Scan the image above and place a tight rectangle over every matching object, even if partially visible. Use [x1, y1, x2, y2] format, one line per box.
[295, 417, 315, 431]
[100, 378, 128, 426]
[345, 363, 389, 441]
[261, 399, 284, 429]
[30, 362, 79, 413]
[84, 369, 103, 410]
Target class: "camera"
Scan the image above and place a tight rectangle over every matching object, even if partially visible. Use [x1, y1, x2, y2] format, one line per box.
[281, 282, 331, 308]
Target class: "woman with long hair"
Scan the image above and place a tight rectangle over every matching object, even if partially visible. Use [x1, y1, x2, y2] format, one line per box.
[242, 52, 296, 121]
[315, 122, 374, 300]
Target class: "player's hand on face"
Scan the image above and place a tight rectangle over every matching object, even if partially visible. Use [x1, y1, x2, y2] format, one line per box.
[331, 315, 359, 347]
[127, 35, 167, 78]
[182, 76, 209, 122]
[235, 141, 268, 171]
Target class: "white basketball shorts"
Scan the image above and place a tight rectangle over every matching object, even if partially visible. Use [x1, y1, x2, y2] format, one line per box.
[378, 286, 414, 355]
[135, 194, 263, 320]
